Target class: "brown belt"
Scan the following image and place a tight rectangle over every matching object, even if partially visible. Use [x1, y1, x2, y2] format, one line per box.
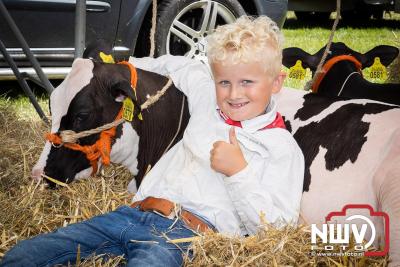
[131, 197, 213, 233]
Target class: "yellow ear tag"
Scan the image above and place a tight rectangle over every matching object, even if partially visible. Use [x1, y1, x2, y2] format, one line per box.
[367, 57, 387, 82]
[99, 52, 115, 64]
[138, 113, 143, 120]
[288, 60, 306, 80]
[122, 98, 134, 122]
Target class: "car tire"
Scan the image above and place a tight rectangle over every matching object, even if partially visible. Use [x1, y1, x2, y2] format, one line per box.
[154, 0, 246, 59]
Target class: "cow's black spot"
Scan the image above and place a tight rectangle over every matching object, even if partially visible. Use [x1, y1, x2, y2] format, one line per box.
[295, 94, 348, 121]
[133, 69, 190, 185]
[295, 102, 396, 192]
[283, 116, 292, 133]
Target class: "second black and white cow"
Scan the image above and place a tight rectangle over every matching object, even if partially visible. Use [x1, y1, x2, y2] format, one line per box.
[275, 88, 400, 265]
[32, 58, 189, 190]
[283, 42, 400, 105]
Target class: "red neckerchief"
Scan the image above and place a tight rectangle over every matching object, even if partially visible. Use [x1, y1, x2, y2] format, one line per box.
[218, 110, 286, 130]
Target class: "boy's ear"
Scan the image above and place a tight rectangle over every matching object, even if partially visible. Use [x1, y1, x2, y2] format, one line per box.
[271, 71, 286, 94]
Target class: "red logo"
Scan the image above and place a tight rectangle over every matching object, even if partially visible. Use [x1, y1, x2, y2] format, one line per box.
[311, 204, 389, 257]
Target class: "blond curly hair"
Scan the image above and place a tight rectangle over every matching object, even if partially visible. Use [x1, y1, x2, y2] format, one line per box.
[207, 15, 284, 78]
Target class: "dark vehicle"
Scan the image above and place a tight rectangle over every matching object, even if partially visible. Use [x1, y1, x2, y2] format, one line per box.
[0, 0, 288, 80]
[288, 0, 400, 21]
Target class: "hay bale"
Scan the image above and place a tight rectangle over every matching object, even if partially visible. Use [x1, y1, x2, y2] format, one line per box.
[184, 225, 388, 266]
[0, 98, 389, 266]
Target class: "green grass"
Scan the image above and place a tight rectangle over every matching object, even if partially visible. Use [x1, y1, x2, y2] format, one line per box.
[284, 11, 400, 51]
[0, 94, 48, 122]
[282, 12, 400, 89]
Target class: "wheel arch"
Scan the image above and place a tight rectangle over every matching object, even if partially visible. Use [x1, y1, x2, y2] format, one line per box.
[250, 0, 288, 28]
[131, 0, 286, 57]
[237, 0, 257, 15]
[115, 0, 154, 58]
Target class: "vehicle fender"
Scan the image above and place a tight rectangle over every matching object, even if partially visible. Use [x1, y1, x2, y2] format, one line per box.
[252, 0, 288, 28]
[115, 0, 153, 56]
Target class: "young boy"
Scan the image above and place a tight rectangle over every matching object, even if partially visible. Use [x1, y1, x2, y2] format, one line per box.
[1, 16, 304, 267]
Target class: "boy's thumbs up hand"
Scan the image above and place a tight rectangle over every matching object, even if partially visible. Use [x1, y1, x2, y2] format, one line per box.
[229, 126, 239, 146]
[210, 127, 248, 177]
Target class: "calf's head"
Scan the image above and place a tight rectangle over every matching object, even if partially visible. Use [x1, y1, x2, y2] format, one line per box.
[282, 42, 399, 73]
[32, 59, 141, 186]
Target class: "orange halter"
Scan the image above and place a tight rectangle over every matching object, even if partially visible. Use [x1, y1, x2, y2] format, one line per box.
[312, 55, 362, 93]
[46, 61, 137, 175]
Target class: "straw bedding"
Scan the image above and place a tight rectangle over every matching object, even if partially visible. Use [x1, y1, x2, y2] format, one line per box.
[0, 99, 389, 266]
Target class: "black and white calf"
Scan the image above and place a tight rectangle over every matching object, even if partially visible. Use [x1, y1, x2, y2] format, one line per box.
[32, 58, 189, 190]
[283, 42, 400, 105]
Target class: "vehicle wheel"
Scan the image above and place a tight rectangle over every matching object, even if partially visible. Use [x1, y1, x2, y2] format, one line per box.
[155, 0, 246, 60]
[295, 11, 330, 22]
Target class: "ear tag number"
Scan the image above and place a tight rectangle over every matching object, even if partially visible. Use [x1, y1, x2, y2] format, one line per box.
[99, 52, 115, 64]
[368, 57, 387, 82]
[122, 98, 134, 122]
[288, 60, 306, 80]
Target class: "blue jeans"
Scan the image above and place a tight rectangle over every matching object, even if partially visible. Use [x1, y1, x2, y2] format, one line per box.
[0, 206, 197, 267]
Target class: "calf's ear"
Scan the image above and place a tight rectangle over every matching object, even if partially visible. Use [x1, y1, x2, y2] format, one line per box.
[361, 45, 400, 68]
[110, 80, 142, 118]
[109, 80, 137, 103]
[283, 47, 318, 70]
[83, 40, 114, 63]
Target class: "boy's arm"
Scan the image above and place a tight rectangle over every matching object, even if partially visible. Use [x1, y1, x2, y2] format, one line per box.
[129, 55, 214, 113]
[223, 136, 304, 235]
[130, 55, 190, 77]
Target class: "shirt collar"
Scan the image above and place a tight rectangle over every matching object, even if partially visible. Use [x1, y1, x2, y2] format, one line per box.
[216, 96, 278, 133]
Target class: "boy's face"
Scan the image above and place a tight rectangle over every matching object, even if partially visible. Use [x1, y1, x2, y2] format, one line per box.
[211, 60, 285, 121]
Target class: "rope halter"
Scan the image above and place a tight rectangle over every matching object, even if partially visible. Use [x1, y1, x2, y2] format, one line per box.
[312, 55, 362, 93]
[46, 61, 138, 175]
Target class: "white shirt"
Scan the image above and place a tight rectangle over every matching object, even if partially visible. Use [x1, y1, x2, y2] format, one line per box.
[129, 55, 304, 236]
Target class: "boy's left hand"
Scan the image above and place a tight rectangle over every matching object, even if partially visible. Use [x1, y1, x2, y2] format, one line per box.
[210, 127, 248, 176]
